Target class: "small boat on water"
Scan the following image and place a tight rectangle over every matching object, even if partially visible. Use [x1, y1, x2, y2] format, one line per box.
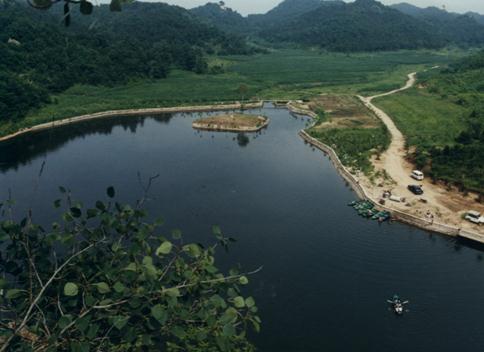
[348, 200, 391, 222]
[387, 295, 409, 315]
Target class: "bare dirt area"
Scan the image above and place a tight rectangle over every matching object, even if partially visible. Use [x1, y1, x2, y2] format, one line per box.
[192, 113, 269, 132]
[358, 73, 484, 235]
[309, 95, 380, 129]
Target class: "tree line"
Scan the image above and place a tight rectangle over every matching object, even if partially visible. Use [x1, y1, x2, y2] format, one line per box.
[0, 0, 254, 123]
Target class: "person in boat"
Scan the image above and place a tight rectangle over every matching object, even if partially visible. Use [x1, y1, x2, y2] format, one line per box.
[387, 295, 409, 315]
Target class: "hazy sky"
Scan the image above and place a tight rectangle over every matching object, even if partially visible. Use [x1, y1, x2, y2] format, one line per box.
[155, 0, 484, 15]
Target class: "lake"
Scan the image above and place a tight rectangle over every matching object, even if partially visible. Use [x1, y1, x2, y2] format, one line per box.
[1, 103, 484, 351]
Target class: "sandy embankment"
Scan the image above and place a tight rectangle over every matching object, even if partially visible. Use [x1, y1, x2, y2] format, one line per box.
[292, 73, 484, 241]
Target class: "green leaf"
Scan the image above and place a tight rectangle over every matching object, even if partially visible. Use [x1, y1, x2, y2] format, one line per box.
[75, 315, 91, 333]
[80, 0, 93, 15]
[156, 241, 173, 256]
[233, 296, 245, 308]
[220, 307, 238, 324]
[107, 186, 115, 198]
[165, 287, 181, 298]
[245, 296, 255, 308]
[113, 281, 125, 293]
[5, 289, 23, 299]
[212, 225, 222, 235]
[113, 315, 129, 330]
[124, 263, 137, 272]
[95, 282, 110, 294]
[70, 341, 90, 352]
[222, 323, 236, 337]
[86, 323, 100, 339]
[86, 208, 98, 219]
[151, 304, 167, 323]
[54, 199, 61, 208]
[59, 186, 67, 194]
[239, 276, 249, 285]
[64, 282, 79, 296]
[171, 228, 181, 240]
[58, 314, 73, 329]
[183, 243, 201, 258]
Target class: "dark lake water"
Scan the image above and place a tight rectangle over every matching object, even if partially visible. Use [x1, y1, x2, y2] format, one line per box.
[1, 103, 484, 351]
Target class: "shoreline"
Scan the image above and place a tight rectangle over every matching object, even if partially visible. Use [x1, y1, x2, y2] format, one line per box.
[192, 115, 269, 133]
[1, 97, 482, 242]
[288, 101, 484, 243]
[0, 101, 264, 143]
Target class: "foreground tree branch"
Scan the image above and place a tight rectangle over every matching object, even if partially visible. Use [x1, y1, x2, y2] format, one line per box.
[0, 187, 260, 351]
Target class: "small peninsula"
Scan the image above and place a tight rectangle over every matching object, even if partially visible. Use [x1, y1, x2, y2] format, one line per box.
[192, 114, 269, 132]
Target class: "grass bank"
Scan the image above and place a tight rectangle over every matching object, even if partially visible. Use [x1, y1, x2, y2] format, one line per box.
[306, 95, 391, 175]
[0, 49, 462, 138]
[373, 64, 484, 193]
[373, 87, 468, 147]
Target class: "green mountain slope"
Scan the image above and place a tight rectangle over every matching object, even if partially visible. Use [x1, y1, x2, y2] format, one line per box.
[260, 0, 442, 51]
[391, 3, 484, 46]
[193, 0, 484, 51]
[0, 0, 251, 123]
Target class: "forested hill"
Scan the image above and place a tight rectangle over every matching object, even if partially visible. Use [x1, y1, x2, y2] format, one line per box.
[258, 0, 442, 51]
[0, 0, 251, 122]
[466, 12, 484, 25]
[191, 2, 250, 35]
[247, 0, 333, 26]
[391, 3, 484, 46]
[193, 0, 484, 51]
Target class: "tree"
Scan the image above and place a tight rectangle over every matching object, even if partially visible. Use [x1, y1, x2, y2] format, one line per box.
[238, 84, 249, 103]
[0, 187, 260, 351]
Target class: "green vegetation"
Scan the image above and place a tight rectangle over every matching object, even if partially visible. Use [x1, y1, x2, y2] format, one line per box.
[374, 51, 484, 192]
[0, 188, 259, 351]
[307, 95, 391, 174]
[309, 126, 391, 174]
[0, 49, 455, 137]
[227, 50, 457, 96]
[0, 0, 251, 124]
[194, 0, 484, 51]
[374, 88, 468, 147]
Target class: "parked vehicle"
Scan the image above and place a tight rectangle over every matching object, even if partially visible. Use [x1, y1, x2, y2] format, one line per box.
[407, 185, 424, 195]
[465, 211, 484, 225]
[411, 170, 424, 181]
[389, 195, 404, 203]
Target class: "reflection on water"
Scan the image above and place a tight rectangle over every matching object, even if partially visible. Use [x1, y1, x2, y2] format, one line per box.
[0, 114, 174, 171]
[1, 104, 484, 352]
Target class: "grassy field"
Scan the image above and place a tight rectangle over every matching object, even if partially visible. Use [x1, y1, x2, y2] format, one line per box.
[373, 87, 468, 147]
[227, 49, 457, 97]
[307, 95, 391, 174]
[373, 64, 484, 192]
[0, 49, 462, 137]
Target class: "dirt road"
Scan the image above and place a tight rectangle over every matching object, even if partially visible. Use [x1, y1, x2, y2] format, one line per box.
[358, 73, 484, 234]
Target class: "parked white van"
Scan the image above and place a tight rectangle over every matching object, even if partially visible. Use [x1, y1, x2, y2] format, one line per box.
[465, 211, 484, 225]
[411, 170, 424, 181]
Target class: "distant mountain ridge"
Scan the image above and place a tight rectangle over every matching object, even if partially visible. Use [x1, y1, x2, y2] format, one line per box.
[191, 0, 484, 51]
[391, 2, 484, 46]
[191, 2, 249, 34]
